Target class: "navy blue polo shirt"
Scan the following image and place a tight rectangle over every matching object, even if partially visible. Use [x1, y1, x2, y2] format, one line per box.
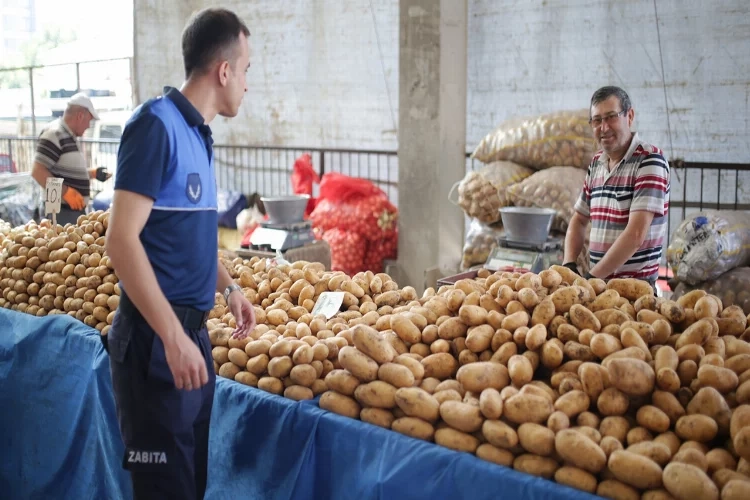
[114, 87, 217, 311]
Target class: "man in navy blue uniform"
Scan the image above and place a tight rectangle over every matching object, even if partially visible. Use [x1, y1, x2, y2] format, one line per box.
[105, 8, 256, 499]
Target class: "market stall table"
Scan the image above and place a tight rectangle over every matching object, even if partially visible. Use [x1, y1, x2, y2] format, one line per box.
[0, 308, 596, 500]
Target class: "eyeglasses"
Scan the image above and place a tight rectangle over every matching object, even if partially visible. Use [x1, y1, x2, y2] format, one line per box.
[589, 110, 626, 128]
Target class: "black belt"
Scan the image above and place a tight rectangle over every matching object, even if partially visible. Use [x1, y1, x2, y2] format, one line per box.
[120, 292, 210, 330]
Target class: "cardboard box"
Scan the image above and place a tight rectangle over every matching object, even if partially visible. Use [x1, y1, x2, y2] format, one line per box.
[235, 240, 332, 270]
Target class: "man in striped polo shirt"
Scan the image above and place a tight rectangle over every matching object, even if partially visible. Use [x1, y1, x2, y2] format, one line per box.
[31, 93, 110, 225]
[563, 86, 670, 289]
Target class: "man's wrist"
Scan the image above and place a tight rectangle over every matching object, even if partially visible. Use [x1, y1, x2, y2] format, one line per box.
[223, 283, 242, 303]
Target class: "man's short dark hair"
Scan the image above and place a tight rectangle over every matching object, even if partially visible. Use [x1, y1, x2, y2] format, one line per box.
[182, 8, 250, 78]
[590, 86, 632, 114]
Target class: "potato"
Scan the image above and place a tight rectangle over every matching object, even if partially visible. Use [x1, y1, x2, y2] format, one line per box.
[596, 480, 640, 500]
[482, 419, 518, 449]
[721, 480, 750, 500]
[504, 393, 554, 424]
[555, 429, 607, 473]
[351, 324, 396, 364]
[675, 414, 718, 443]
[607, 450, 663, 490]
[455, 361, 509, 393]
[554, 390, 590, 418]
[354, 381, 397, 409]
[607, 278, 654, 301]
[590, 333, 623, 359]
[518, 423, 555, 456]
[391, 417, 434, 441]
[697, 364, 739, 394]
[551, 286, 585, 313]
[508, 355, 534, 386]
[394, 387, 440, 422]
[338, 346, 378, 382]
[420, 353, 458, 380]
[686, 387, 732, 435]
[434, 427, 480, 453]
[475, 444, 514, 467]
[569, 304, 602, 332]
[513, 454, 559, 479]
[553, 466, 598, 493]
[257, 376, 284, 395]
[662, 462, 718, 500]
[479, 388, 503, 420]
[324, 369, 361, 396]
[597, 388, 629, 416]
[439, 401, 484, 433]
[607, 358, 655, 397]
[377, 362, 416, 388]
[531, 299, 556, 327]
[635, 405, 671, 433]
[284, 385, 314, 401]
[360, 408, 395, 429]
[320, 391, 361, 419]
[501, 310, 529, 331]
[675, 319, 713, 351]
[626, 441, 671, 467]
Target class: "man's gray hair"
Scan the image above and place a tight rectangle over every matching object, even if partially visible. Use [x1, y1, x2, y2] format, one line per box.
[590, 86, 632, 114]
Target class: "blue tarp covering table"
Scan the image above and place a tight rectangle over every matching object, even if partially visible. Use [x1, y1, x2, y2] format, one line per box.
[0, 308, 596, 500]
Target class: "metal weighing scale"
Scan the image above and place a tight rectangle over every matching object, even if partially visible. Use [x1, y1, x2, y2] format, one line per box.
[243, 195, 316, 252]
[247, 220, 316, 252]
[483, 207, 565, 273]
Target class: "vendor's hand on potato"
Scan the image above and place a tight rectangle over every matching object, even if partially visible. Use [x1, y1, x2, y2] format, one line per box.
[562, 262, 581, 277]
[228, 291, 256, 339]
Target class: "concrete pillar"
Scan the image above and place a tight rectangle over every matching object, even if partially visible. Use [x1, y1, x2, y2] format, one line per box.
[396, 0, 468, 293]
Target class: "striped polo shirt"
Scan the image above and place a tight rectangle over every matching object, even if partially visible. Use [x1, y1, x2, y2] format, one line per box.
[573, 133, 670, 281]
[34, 119, 90, 202]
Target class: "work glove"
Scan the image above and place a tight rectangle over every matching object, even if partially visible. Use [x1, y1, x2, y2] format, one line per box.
[561, 262, 580, 276]
[95, 167, 112, 182]
[63, 187, 85, 211]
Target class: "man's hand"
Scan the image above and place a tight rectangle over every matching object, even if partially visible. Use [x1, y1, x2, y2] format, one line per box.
[163, 332, 209, 391]
[229, 291, 256, 340]
[562, 262, 581, 276]
[63, 186, 85, 210]
[96, 167, 112, 181]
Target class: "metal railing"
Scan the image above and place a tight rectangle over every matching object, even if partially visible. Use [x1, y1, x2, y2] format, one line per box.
[3, 135, 749, 281]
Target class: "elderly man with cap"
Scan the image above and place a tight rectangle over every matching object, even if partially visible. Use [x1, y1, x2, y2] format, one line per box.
[31, 92, 112, 225]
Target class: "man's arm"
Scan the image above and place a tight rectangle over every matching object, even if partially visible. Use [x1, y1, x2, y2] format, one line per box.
[216, 259, 234, 293]
[588, 210, 655, 278]
[564, 170, 592, 265]
[564, 211, 590, 264]
[106, 190, 185, 347]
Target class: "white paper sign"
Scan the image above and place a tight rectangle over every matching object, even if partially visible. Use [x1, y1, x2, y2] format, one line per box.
[45, 177, 64, 216]
[311, 291, 345, 319]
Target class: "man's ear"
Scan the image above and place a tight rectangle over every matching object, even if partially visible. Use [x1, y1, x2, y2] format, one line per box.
[218, 60, 230, 87]
[627, 108, 635, 128]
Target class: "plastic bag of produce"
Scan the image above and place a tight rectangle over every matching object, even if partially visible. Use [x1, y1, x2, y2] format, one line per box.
[506, 166, 586, 233]
[0, 173, 36, 227]
[471, 109, 597, 169]
[667, 211, 750, 285]
[461, 219, 505, 269]
[672, 267, 750, 315]
[310, 173, 397, 242]
[291, 153, 320, 216]
[452, 161, 534, 224]
[363, 232, 398, 274]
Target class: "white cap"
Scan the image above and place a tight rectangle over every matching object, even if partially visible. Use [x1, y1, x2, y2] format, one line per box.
[67, 92, 100, 120]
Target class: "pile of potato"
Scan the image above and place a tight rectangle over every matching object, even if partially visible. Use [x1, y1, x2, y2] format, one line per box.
[287, 264, 749, 500]
[207, 255, 417, 402]
[0, 211, 119, 334]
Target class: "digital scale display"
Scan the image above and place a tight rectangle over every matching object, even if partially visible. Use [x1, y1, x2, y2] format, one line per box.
[486, 247, 539, 272]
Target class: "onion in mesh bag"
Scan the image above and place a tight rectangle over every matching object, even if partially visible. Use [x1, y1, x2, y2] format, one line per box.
[455, 162, 534, 224]
[471, 109, 597, 169]
[667, 211, 750, 285]
[506, 167, 586, 233]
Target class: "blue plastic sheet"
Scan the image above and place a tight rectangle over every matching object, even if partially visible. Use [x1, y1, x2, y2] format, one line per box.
[1, 309, 597, 500]
[0, 309, 132, 500]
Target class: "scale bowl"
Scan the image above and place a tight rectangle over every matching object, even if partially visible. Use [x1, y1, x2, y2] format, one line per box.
[261, 195, 310, 224]
[499, 207, 557, 245]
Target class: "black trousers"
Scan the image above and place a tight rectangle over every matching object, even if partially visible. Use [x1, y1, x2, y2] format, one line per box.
[107, 298, 215, 500]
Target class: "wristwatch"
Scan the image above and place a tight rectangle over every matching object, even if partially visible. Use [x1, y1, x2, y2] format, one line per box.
[223, 283, 242, 303]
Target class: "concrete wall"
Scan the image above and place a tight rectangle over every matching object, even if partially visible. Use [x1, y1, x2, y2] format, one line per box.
[133, 0, 750, 228]
[133, 0, 399, 150]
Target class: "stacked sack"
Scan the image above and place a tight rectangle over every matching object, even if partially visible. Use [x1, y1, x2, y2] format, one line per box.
[310, 173, 398, 275]
[668, 211, 750, 313]
[457, 110, 598, 270]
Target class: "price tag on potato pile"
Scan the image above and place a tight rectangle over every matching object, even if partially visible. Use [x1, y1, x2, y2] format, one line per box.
[311, 292, 345, 319]
[45, 177, 64, 216]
